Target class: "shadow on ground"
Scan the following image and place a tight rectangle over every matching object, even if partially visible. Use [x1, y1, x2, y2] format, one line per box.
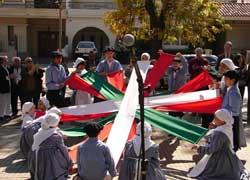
[0, 151, 28, 174]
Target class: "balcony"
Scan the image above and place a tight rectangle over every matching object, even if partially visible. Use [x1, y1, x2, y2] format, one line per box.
[0, 0, 115, 9]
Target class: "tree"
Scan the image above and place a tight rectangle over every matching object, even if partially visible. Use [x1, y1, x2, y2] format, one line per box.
[104, 0, 230, 56]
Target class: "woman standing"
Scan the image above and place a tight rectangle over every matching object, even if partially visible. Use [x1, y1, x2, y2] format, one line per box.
[233, 53, 247, 99]
[72, 58, 92, 105]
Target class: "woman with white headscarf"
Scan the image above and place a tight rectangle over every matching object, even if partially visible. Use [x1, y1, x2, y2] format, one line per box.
[21, 102, 36, 129]
[119, 122, 165, 180]
[71, 57, 92, 105]
[20, 107, 62, 160]
[29, 113, 72, 180]
[188, 109, 246, 180]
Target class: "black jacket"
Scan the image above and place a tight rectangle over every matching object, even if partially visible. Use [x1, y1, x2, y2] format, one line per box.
[0, 65, 11, 93]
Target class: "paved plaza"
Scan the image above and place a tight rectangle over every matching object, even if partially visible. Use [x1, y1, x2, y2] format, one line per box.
[0, 111, 250, 180]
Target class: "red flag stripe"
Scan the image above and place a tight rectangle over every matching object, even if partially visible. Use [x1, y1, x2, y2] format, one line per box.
[144, 53, 174, 95]
[176, 70, 213, 94]
[65, 73, 105, 99]
[154, 97, 222, 114]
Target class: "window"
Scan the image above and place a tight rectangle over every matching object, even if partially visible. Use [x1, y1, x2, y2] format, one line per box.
[8, 25, 15, 45]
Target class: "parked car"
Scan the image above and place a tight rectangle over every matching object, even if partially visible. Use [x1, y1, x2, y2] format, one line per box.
[75, 41, 97, 58]
[183, 54, 218, 66]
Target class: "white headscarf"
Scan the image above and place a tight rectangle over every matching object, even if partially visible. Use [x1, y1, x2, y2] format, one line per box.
[47, 107, 62, 115]
[39, 96, 50, 110]
[32, 107, 62, 124]
[22, 102, 34, 115]
[213, 109, 234, 150]
[132, 122, 154, 156]
[141, 53, 150, 61]
[73, 57, 85, 68]
[32, 113, 60, 151]
[21, 102, 35, 128]
[220, 58, 238, 70]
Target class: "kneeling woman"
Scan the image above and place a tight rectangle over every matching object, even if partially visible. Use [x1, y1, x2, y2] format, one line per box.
[119, 122, 165, 180]
[188, 109, 245, 180]
[30, 113, 72, 180]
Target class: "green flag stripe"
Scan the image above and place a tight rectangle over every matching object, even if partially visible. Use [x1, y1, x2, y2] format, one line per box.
[61, 113, 117, 137]
[82, 71, 124, 100]
[81, 71, 208, 144]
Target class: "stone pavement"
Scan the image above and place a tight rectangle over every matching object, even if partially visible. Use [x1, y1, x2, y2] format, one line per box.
[0, 115, 250, 180]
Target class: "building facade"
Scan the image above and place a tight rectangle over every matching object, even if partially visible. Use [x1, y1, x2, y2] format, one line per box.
[0, 0, 249, 59]
[0, 0, 115, 59]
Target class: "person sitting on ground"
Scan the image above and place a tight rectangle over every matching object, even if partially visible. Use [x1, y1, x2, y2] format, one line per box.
[35, 96, 50, 118]
[30, 113, 72, 180]
[76, 122, 116, 180]
[188, 109, 247, 180]
[71, 58, 92, 105]
[119, 122, 165, 180]
[21, 102, 36, 129]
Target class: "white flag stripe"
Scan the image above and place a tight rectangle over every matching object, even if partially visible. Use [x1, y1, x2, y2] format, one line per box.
[106, 61, 150, 166]
[60, 100, 120, 115]
[60, 90, 221, 116]
[145, 89, 220, 106]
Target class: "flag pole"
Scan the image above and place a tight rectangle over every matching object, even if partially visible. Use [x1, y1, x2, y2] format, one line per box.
[122, 34, 147, 180]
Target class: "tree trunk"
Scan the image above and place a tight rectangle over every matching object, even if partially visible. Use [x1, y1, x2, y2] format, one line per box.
[148, 39, 162, 59]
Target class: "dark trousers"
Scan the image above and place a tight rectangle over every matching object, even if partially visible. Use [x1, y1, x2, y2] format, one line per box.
[233, 116, 240, 152]
[11, 85, 20, 115]
[247, 83, 250, 122]
[47, 90, 65, 108]
[201, 114, 214, 129]
[239, 85, 245, 100]
[169, 112, 184, 118]
[20, 90, 40, 108]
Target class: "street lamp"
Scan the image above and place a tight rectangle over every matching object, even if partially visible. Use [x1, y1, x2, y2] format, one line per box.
[53, 0, 63, 51]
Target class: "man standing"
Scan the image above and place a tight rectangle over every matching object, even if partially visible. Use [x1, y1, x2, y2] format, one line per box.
[9, 57, 22, 116]
[0, 56, 11, 123]
[216, 41, 234, 70]
[46, 51, 67, 107]
[188, 47, 209, 80]
[19, 57, 44, 107]
[96, 46, 123, 77]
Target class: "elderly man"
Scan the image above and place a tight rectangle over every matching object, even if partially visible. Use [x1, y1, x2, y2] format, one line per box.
[216, 41, 234, 70]
[9, 57, 22, 116]
[96, 46, 123, 77]
[188, 47, 209, 80]
[46, 51, 67, 108]
[0, 56, 11, 123]
[19, 57, 44, 107]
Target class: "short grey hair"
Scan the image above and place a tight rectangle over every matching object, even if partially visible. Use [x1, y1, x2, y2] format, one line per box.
[12, 56, 21, 62]
[195, 47, 203, 54]
[0, 56, 8, 64]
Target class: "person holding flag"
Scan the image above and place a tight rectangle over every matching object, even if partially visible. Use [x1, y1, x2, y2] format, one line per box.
[96, 46, 123, 78]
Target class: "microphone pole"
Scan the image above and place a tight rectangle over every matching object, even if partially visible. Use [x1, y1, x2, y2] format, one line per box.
[122, 34, 147, 180]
